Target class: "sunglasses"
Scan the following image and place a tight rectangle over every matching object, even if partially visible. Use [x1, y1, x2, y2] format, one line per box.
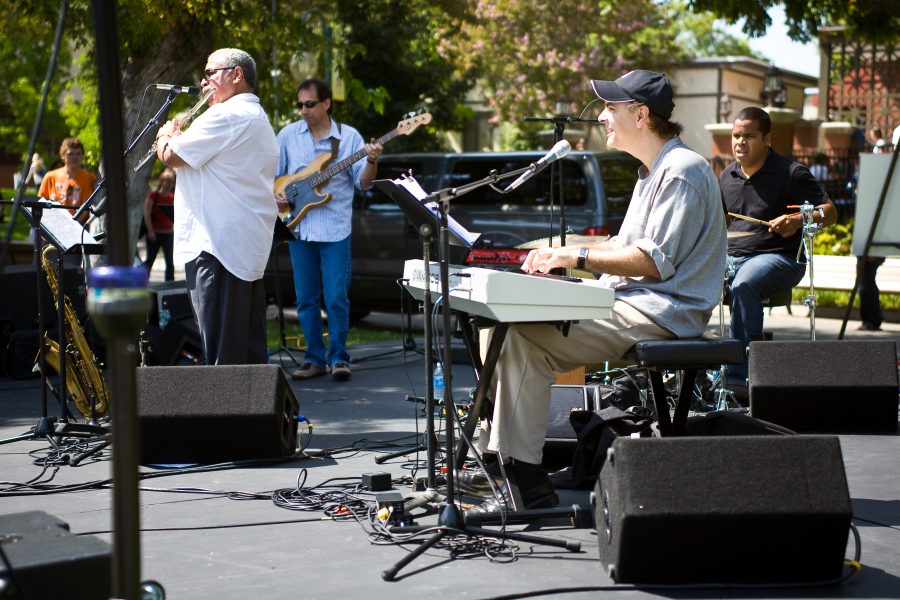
[297, 100, 322, 110]
[202, 66, 236, 79]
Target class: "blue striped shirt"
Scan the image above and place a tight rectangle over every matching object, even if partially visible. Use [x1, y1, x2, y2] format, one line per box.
[275, 118, 367, 241]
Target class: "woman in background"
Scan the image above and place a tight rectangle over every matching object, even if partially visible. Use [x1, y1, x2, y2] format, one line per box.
[143, 168, 176, 281]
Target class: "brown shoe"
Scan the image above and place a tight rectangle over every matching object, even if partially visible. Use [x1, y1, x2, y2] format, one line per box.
[331, 362, 352, 381]
[290, 363, 327, 380]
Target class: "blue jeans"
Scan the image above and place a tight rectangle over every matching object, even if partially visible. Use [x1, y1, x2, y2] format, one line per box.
[726, 253, 806, 384]
[288, 235, 351, 367]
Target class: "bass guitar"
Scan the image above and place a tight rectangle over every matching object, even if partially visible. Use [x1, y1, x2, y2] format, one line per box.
[274, 111, 432, 228]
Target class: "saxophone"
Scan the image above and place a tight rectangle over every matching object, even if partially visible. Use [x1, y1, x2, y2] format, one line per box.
[38, 245, 110, 419]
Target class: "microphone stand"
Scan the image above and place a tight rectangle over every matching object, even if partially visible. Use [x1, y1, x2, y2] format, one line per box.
[521, 116, 598, 249]
[71, 91, 181, 224]
[382, 166, 581, 582]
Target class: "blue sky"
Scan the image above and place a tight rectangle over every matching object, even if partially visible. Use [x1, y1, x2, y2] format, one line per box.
[720, 5, 820, 78]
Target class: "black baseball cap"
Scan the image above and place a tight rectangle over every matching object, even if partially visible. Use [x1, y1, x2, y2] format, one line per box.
[590, 70, 674, 120]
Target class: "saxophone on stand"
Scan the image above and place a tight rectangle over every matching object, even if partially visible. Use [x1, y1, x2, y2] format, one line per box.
[36, 245, 110, 420]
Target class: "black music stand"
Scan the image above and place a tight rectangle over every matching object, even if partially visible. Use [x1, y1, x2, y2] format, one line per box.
[268, 218, 302, 367]
[0, 201, 106, 447]
[376, 173, 582, 581]
[370, 178, 479, 478]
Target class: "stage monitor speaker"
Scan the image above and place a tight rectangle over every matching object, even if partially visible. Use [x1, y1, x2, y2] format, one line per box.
[749, 340, 898, 432]
[0, 511, 111, 600]
[136, 364, 299, 464]
[595, 436, 851, 584]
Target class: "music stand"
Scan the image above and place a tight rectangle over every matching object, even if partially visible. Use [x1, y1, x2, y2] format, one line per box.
[268, 218, 302, 367]
[371, 178, 478, 482]
[0, 201, 106, 447]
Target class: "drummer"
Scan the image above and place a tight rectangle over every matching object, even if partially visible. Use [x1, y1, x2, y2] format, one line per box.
[720, 106, 836, 397]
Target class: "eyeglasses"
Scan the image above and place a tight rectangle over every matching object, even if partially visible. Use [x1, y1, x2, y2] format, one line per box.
[202, 66, 236, 79]
[297, 100, 322, 110]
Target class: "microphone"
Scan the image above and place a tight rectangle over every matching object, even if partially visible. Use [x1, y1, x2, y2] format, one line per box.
[504, 140, 571, 192]
[154, 83, 201, 95]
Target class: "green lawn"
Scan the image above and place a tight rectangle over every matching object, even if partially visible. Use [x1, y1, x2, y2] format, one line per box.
[266, 319, 405, 351]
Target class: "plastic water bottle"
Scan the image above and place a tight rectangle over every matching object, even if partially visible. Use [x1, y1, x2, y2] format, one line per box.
[433, 362, 445, 402]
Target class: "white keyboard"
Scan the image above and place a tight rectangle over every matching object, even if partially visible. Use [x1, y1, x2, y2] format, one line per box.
[402, 259, 614, 322]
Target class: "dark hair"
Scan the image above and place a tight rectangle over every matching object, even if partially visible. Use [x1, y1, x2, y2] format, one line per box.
[646, 111, 683, 138]
[734, 106, 771, 136]
[297, 78, 333, 114]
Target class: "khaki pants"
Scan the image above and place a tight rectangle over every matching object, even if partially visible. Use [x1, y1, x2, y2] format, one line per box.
[486, 300, 673, 464]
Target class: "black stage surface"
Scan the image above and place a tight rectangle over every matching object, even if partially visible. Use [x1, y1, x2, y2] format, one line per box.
[1, 309, 898, 599]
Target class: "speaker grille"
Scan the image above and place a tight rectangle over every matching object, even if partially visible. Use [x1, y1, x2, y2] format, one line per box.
[749, 340, 898, 431]
[137, 364, 299, 464]
[596, 436, 851, 583]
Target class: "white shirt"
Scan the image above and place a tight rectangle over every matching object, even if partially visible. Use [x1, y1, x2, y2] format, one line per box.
[169, 93, 279, 281]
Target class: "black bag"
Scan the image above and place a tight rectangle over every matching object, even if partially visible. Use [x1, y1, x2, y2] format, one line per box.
[556, 406, 656, 490]
[596, 371, 648, 411]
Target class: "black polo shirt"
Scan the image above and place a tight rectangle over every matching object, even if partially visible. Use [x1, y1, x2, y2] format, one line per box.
[720, 149, 827, 258]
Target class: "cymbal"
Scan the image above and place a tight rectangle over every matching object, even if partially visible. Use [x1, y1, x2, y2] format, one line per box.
[517, 234, 606, 249]
[727, 230, 754, 238]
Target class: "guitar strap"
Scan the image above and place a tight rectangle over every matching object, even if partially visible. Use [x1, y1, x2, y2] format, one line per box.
[327, 122, 340, 167]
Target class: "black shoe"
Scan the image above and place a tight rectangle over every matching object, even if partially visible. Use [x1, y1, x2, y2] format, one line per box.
[466, 460, 558, 512]
[856, 323, 882, 331]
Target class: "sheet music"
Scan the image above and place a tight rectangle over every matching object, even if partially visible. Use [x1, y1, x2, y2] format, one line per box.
[22, 201, 102, 253]
[395, 175, 481, 247]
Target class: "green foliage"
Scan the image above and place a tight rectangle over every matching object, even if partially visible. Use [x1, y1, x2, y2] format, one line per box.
[446, 0, 685, 124]
[329, 0, 477, 151]
[686, 0, 900, 44]
[814, 220, 853, 255]
[667, 1, 767, 59]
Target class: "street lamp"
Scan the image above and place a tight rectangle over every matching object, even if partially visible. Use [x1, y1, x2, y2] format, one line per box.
[719, 93, 732, 123]
[763, 64, 786, 108]
[556, 94, 570, 116]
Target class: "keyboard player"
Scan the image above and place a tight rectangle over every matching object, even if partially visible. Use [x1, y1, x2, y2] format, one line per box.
[465, 70, 727, 512]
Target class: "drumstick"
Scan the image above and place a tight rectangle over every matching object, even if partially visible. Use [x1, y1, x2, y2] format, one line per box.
[727, 212, 772, 227]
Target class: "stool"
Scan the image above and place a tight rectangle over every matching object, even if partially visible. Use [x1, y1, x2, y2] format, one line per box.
[763, 287, 793, 315]
[629, 337, 745, 436]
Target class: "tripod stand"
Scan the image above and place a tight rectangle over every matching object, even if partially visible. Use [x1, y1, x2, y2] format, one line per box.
[268, 218, 302, 367]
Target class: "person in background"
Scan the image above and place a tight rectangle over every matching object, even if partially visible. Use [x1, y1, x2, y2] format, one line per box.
[24, 153, 46, 190]
[857, 129, 889, 331]
[155, 47, 278, 365]
[274, 78, 382, 382]
[38, 137, 96, 225]
[143, 168, 176, 281]
[868, 127, 887, 154]
[721, 107, 837, 396]
[809, 152, 830, 182]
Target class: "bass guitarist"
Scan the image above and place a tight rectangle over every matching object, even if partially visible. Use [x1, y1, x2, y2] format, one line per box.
[274, 78, 382, 382]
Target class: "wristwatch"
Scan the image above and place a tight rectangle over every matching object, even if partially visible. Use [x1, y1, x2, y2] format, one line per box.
[576, 247, 590, 270]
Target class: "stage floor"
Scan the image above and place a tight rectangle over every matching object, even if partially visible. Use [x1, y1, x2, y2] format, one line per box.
[1, 310, 898, 600]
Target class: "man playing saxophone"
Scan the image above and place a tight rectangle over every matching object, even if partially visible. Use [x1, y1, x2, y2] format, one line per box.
[155, 48, 279, 365]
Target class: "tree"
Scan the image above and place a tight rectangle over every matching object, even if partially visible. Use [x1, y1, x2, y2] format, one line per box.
[444, 0, 685, 130]
[668, 1, 767, 60]
[332, 0, 476, 151]
[687, 0, 899, 43]
[2, 1, 469, 251]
